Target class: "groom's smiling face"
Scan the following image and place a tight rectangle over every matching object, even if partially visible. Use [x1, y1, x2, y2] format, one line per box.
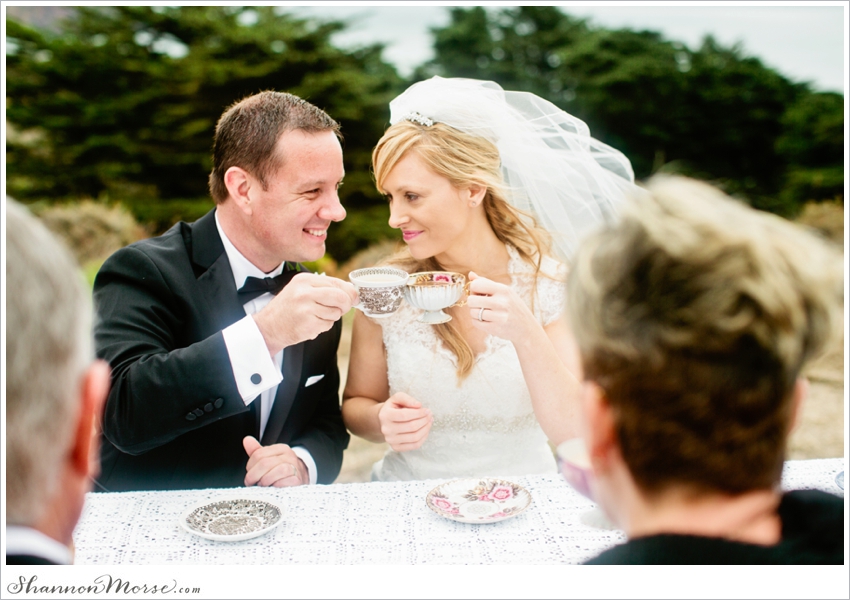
[246, 129, 346, 266]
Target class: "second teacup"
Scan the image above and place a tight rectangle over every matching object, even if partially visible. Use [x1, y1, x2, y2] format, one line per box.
[349, 266, 409, 318]
[404, 271, 467, 324]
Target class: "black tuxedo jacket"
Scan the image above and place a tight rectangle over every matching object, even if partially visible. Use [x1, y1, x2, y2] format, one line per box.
[93, 209, 348, 491]
[6, 554, 60, 565]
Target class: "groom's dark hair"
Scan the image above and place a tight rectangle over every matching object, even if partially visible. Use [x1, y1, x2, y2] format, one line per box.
[208, 90, 341, 204]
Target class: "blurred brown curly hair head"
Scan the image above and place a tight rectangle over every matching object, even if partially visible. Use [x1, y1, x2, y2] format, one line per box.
[566, 175, 843, 497]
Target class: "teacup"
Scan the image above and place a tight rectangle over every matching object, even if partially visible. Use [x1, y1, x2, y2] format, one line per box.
[404, 271, 467, 325]
[556, 438, 594, 501]
[348, 267, 409, 318]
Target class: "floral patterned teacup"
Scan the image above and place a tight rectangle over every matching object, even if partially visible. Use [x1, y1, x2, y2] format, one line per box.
[349, 267, 409, 319]
[404, 271, 467, 324]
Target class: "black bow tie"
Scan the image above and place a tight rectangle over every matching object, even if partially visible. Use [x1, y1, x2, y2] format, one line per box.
[237, 262, 303, 302]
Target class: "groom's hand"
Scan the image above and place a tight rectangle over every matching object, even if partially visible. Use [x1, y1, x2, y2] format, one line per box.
[243, 436, 308, 487]
[254, 273, 358, 356]
[378, 393, 433, 452]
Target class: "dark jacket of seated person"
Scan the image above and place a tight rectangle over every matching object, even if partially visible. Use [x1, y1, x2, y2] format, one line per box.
[563, 176, 845, 566]
[586, 490, 843, 564]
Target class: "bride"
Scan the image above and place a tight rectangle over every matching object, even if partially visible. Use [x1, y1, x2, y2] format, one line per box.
[342, 77, 642, 481]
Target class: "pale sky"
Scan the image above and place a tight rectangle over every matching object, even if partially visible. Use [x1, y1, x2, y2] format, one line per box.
[285, 3, 847, 93]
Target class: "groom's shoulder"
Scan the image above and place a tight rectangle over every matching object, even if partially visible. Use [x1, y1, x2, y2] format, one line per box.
[98, 216, 207, 285]
[110, 212, 210, 265]
[104, 224, 185, 272]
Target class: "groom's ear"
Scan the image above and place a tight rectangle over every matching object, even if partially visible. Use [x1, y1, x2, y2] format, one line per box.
[224, 167, 253, 216]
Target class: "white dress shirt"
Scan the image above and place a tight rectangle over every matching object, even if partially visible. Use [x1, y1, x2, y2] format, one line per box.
[216, 213, 317, 485]
[5, 526, 72, 564]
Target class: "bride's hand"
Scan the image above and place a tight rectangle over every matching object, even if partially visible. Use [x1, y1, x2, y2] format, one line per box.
[378, 392, 433, 451]
[467, 271, 537, 342]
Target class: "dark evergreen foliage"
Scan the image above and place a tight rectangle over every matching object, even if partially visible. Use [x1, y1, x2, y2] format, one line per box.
[6, 7, 401, 260]
[415, 7, 843, 215]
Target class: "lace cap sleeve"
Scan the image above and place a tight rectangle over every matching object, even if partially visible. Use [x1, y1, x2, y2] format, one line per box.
[506, 246, 567, 327]
[535, 255, 568, 326]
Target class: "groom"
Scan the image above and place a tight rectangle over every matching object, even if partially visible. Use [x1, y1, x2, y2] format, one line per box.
[93, 91, 357, 491]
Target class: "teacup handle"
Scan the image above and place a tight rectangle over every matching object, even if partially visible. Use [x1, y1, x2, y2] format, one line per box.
[451, 281, 472, 308]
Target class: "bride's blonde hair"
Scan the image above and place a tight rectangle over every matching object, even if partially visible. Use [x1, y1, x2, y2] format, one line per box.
[372, 120, 552, 380]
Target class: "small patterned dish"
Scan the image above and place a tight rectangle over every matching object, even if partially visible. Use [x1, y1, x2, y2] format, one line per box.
[180, 497, 282, 542]
[426, 478, 532, 524]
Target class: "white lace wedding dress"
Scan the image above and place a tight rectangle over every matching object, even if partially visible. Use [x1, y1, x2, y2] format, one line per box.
[372, 246, 567, 481]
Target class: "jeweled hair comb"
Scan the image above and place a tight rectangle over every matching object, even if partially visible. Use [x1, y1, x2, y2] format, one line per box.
[402, 112, 434, 127]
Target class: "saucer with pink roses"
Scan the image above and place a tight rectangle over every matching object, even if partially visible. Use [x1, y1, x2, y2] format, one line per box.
[425, 477, 532, 524]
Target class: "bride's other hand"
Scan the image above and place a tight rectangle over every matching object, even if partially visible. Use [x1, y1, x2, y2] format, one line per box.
[378, 393, 433, 452]
[467, 271, 537, 342]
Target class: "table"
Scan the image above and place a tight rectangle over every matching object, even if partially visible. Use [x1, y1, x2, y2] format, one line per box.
[72, 458, 844, 565]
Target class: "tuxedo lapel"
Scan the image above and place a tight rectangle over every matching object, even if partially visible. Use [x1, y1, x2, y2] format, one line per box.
[188, 209, 255, 439]
[189, 209, 246, 332]
[189, 208, 303, 444]
[261, 342, 304, 445]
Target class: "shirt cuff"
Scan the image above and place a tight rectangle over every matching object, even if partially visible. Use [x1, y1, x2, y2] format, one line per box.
[291, 446, 318, 485]
[221, 315, 282, 404]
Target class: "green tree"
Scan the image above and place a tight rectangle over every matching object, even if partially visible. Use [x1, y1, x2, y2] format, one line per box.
[6, 6, 402, 260]
[775, 92, 844, 206]
[417, 7, 833, 214]
[419, 6, 590, 101]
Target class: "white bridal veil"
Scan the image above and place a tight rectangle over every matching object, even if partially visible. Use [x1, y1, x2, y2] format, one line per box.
[389, 76, 644, 261]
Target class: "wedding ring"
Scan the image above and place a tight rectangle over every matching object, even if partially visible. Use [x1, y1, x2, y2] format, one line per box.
[477, 307, 486, 322]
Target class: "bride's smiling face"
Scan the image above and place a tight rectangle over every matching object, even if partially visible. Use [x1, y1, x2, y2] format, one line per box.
[383, 151, 479, 260]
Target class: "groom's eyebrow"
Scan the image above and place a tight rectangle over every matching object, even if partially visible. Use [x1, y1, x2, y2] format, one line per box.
[297, 174, 344, 188]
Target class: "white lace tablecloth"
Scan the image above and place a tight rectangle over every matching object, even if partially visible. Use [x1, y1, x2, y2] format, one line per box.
[72, 458, 844, 565]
